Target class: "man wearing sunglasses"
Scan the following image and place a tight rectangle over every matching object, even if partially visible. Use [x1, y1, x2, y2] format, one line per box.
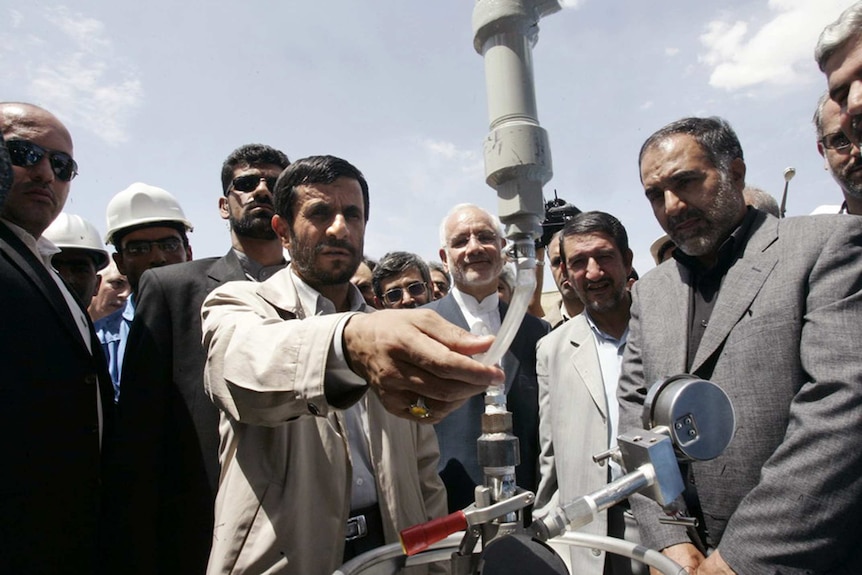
[0, 102, 114, 574]
[102, 144, 289, 575]
[95, 182, 194, 401]
[372, 251, 433, 309]
[813, 91, 862, 215]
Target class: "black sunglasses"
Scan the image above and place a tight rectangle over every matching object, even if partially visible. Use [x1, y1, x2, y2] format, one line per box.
[229, 174, 277, 195]
[6, 139, 78, 182]
[383, 281, 429, 304]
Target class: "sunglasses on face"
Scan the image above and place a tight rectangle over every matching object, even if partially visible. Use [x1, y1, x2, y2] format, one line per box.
[6, 139, 78, 182]
[122, 237, 183, 256]
[229, 174, 277, 195]
[383, 281, 428, 304]
[821, 131, 853, 153]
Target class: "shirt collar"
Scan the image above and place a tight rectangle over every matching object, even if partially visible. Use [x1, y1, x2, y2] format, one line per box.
[290, 264, 365, 316]
[451, 286, 499, 315]
[0, 217, 60, 266]
[232, 247, 287, 282]
[583, 309, 628, 346]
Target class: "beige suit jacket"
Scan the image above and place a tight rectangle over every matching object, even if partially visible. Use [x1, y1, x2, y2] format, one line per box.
[201, 267, 446, 574]
[534, 313, 611, 575]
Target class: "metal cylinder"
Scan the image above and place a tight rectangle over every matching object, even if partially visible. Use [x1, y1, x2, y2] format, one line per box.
[472, 0, 559, 239]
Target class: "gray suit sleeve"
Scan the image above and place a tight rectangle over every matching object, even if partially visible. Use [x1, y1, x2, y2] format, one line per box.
[718, 220, 862, 573]
[534, 332, 559, 515]
[617, 281, 691, 552]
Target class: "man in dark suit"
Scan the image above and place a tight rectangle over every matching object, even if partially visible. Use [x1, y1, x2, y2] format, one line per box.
[619, 117, 862, 574]
[425, 203, 548, 512]
[104, 144, 290, 574]
[0, 102, 114, 574]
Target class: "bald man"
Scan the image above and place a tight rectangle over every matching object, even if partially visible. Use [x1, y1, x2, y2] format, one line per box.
[0, 102, 113, 573]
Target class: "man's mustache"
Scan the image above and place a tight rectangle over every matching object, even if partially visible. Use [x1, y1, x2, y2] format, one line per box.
[316, 239, 357, 256]
[667, 207, 706, 233]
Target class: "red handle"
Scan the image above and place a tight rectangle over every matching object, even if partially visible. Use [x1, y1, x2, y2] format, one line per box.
[399, 510, 468, 556]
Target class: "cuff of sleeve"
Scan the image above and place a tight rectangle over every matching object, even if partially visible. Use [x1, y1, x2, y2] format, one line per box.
[324, 313, 368, 408]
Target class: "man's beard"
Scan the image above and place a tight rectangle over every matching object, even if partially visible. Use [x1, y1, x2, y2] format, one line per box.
[289, 233, 360, 287]
[667, 174, 741, 257]
[230, 206, 277, 240]
[830, 157, 862, 199]
[577, 280, 627, 316]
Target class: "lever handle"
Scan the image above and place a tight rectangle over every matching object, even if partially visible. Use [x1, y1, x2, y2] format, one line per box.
[399, 511, 467, 556]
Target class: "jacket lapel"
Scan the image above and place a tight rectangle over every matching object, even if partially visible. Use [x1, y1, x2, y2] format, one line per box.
[691, 215, 778, 373]
[438, 294, 470, 331]
[567, 317, 607, 419]
[207, 250, 248, 291]
[0, 222, 89, 351]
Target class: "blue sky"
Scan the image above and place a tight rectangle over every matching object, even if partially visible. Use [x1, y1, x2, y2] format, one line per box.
[3, 0, 855, 277]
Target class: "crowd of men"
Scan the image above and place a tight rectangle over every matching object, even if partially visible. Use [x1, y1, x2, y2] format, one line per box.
[3, 4, 862, 575]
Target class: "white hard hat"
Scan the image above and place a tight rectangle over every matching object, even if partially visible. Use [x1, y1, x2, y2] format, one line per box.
[105, 182, 193, 245]
[43, 213, 110, 270]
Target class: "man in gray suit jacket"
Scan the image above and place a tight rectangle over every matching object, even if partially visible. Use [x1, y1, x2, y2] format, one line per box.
[534, 211, 642, 575]
[426, 203, 549, 512]
[619, 117, 862, 574]
[103, 144, 290, 574]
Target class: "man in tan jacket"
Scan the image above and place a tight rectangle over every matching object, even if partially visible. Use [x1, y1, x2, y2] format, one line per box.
[202, 155, 503, 574]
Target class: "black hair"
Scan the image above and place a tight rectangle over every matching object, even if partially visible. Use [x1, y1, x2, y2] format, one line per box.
[371, 251, 430, 298]
[638, 117, 743, 180]
[273, 155, 369, 224]
[221, 144, 290, 195]
[559, 211, 630, 263]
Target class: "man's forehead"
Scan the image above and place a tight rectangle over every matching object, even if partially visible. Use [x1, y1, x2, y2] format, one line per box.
[54, 250, 98, 265]
[641, 134, 710, 178]
[822, 97, 843, 130]
[296, 178, 363, 204]
[382, 268, 423, 287]
[564, 231, 616, 252]
[446, 209, 495, 234]
[234, 162, 283, 176]
[122, 226, 182, 242]
[1, 104, 72, 150]
[826, 33, 862, 83]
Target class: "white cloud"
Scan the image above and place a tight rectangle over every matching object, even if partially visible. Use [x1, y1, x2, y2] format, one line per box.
[665, 47, 680, 57]
[640, 101, 654, 110]
[699, 0, 858, 91]
[1, 5, 142, 144]
[558, 0, 585, 9]
[423, 138, 479, 162]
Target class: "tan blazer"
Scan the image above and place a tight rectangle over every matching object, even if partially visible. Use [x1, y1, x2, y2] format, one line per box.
[202, 267, 446, 574]
[534, 313, 612, 575]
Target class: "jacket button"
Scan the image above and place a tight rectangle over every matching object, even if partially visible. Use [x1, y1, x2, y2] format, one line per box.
[308, 403, 320, 415]
[591, 548, 601, 557]
[84, 374, 97, 386]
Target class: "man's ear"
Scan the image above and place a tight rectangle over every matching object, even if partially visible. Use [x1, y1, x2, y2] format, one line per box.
[112, 251, 127, 276]
[92, 274, 102, 298]
[817, 142, 832, 171]
[624, 248, 634, 275]
[218, 196, 230, 220]
[272, 215, 291, 250]
[439, 247, 448, 266]
[730, 157, 747, 191]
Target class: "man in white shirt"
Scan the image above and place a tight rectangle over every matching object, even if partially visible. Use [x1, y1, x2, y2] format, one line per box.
[534, 211, 641, 575]
[424, 203, 549, 511]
